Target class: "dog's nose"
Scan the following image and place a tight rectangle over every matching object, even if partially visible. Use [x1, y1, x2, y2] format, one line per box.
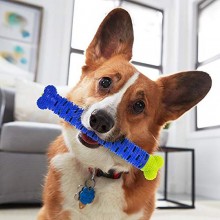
[90, 110, 114, 133]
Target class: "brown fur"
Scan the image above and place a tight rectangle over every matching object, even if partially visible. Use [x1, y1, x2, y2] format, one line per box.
[38, 8, 211, 220]
[38, 136, 71, 220]
[123, 169, 159, 219]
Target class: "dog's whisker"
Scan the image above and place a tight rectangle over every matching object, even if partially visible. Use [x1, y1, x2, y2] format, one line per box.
[149, 131, 159, 145]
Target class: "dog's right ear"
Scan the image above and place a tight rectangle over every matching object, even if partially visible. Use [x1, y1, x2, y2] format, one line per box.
[84, 8, 134, 69]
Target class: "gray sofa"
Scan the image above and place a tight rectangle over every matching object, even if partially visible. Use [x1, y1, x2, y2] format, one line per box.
[0, 87, 61, 204]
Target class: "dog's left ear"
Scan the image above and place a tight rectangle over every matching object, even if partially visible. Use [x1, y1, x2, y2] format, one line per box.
[157, 71, 212, 125]
[85, 8, 134, 67]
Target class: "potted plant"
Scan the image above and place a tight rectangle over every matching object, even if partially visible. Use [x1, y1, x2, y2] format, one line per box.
[159, 122, 171, 146]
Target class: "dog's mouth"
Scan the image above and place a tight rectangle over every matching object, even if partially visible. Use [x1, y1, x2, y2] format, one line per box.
[78, 129, 126, 149]
[78, 132, 100, 149]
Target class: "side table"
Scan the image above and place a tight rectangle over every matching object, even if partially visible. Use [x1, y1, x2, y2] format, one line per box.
[157, 146, 195, 209]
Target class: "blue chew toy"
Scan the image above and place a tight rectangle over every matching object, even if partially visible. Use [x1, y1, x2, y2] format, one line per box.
[37, 85, 164, 180]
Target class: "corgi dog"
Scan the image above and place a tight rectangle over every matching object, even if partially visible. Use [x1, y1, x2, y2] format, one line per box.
[38, 8, 211, 220]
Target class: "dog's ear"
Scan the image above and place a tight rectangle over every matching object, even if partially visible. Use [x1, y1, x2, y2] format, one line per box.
[157, 71, 212, 125]
[85, 8, 134, 67]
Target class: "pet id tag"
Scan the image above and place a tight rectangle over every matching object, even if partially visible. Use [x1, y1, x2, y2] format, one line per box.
[74, 169, 96, 209]
[79, 186, 95, 209]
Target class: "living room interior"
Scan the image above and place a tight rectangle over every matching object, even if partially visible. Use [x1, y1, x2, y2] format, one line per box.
[0, 0, 220, 219]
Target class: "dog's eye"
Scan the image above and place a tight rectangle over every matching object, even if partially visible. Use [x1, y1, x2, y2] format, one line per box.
[99, 77, 112, 89]
[132, 101, 145, 114]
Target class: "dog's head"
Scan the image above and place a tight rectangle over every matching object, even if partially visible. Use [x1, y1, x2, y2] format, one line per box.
[63, 9, 211, 173]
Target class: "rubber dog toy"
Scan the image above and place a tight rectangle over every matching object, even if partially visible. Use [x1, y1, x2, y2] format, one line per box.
[37, 85, 164, 180]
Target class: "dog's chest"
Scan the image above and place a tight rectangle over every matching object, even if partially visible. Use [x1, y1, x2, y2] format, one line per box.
[52, 153, 143, 220]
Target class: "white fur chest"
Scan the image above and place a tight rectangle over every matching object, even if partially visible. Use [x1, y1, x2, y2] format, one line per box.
[52, 153, 144, 220]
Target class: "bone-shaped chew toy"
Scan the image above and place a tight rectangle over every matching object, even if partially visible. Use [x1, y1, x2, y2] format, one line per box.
[37, 85, 164, 180]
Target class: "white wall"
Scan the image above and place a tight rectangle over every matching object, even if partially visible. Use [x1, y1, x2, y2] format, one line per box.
[16, 0, 176, 85]
[16, 0, 74, 85]
[165, 0, 220, 200]
[21, 0, 177, 86]
[185, 0, 220, 200]
[155, 0, 195, 196]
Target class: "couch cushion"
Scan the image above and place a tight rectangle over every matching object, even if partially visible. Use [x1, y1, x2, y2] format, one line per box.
[2, 87, 15, 124]
[0, 151, 47, 204]
[14, 80, 70, 124]
[0, 121, 61, 153]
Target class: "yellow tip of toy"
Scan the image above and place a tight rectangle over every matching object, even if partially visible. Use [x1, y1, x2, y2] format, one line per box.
[141, 155, 164, 180]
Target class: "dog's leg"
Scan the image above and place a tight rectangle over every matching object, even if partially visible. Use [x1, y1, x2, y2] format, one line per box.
[141, 195, 156, 220]
[37, 206, 48, 220]
[37, 206, 71, 220]
[39, 165, 72, 220]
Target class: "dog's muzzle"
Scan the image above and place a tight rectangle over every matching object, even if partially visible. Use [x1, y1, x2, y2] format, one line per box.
[89, 110, 115, 133]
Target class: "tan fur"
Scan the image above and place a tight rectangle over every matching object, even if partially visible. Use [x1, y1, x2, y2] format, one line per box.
[38, 8, 211, 220]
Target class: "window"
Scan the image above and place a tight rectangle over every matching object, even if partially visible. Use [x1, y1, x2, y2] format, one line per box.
[196, 0, 220, 130]
[68, 0, 163, 86]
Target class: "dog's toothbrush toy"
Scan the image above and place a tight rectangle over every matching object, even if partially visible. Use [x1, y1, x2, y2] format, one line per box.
[37, 85, 164, 180]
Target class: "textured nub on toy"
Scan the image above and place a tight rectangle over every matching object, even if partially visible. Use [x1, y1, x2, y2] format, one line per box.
[141, 155, 164, 180]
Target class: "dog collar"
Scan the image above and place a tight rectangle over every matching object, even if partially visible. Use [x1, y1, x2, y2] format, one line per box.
[88, 168, 123, 180]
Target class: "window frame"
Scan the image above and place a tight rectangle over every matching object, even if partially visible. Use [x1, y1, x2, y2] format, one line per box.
[195, 0, 220, 131]
[68, 0, 164, 84]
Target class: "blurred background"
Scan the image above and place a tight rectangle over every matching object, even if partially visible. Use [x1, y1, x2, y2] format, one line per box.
[0, 0, 219, 219]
